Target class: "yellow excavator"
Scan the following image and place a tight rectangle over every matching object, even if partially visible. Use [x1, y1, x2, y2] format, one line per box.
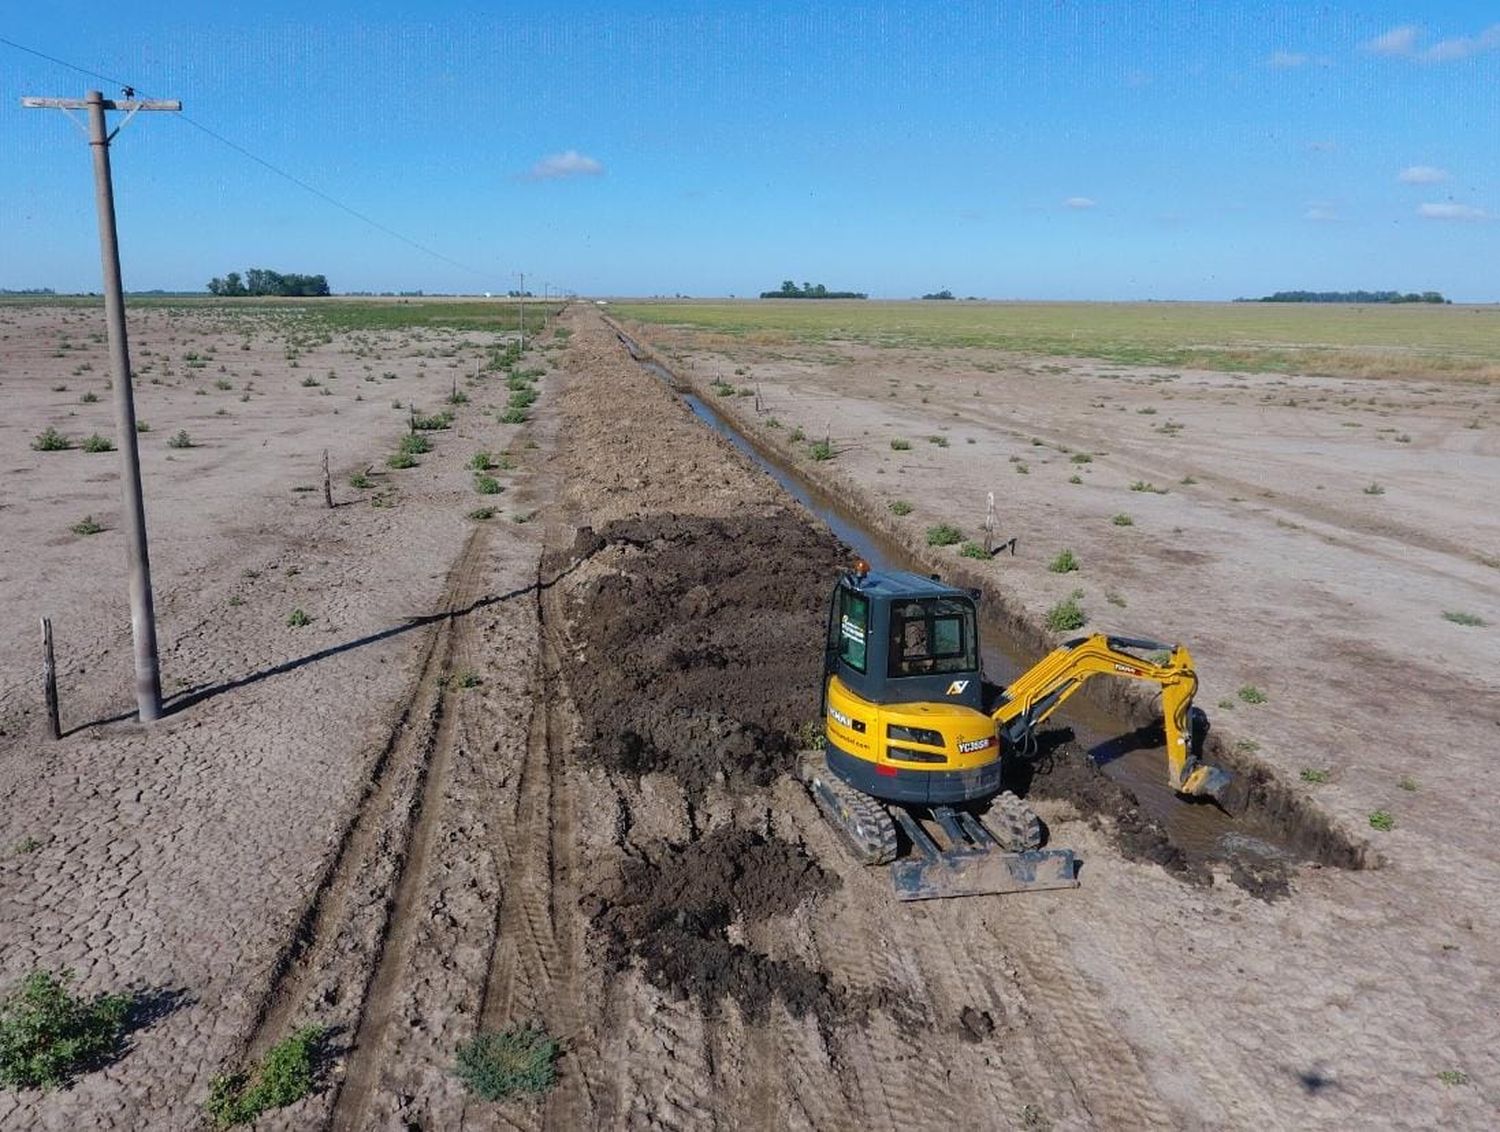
[800, 561, 1239, 900]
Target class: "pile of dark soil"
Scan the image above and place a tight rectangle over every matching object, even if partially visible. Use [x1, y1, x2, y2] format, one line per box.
[556, 511, 845, 794]
[588, 828, 844, 1024]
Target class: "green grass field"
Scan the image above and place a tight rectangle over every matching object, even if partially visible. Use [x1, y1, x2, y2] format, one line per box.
[611, 299, 1500, 380]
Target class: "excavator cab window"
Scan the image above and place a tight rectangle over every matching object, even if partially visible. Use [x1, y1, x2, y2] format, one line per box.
[835, 586, 870, 673]
[888, 598, 976, 678]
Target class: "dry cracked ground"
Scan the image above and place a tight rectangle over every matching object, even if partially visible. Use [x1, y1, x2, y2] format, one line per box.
[1, 301, 1496, 1130]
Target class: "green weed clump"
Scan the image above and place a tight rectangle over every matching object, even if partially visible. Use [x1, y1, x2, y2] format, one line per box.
[454, 1023, 558, 1102]
[928, 435, 950, 448]
[167, 429, 195, 449]
[387, 451, 418, 469]
[808, 439, 834, 461]
[1299, 768, 1330, 784]
[959, 542, 992, 560]
[1129, 481, 1168, 494]
[474, 474, 503, 495]
[468, 507, 496, 520]
[1045, 592, 1087, 632]
[0, 969, 129, 1091]
[888, 499, 913, 516]
[889, 437, 911, 451]
[1111, 514, 1133, 526]
[204, 1025, 326, 1127]
[286, 609, 311, 628]
[1363, 482, 1385, 495]
[1070, 452, 1092, 463]
[80, 391, 99, 404]
[1048, 549, 1079, 573]
[80, 433, 114, 454]
[348, 470, 373, 489]
[410, 410, 454, 431]
[399, 433, 432, 455]
[70, 516, 104, 536]
[499, 408, 528, 424]
[1368, 810, 1395, 832]
[31, 427, 71, 452]
[1237, 685, 1268, 705]
[469, 451, 495, 471]
[926, 523, 963, 547]
[1067, 474, 1083, 484]
[1442, 611, 1486, 627]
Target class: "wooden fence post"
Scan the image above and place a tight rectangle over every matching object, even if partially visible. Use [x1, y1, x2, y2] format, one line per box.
[322, 449, 334, 509]
[41, 617, 60, 740]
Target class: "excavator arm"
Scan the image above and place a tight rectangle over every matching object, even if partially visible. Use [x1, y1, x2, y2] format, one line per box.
[991, 634, 1237, 807]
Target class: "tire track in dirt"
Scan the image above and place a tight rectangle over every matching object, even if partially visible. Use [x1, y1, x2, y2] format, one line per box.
[463, 549, 593, 1129]
[235, 526, 490, 1095]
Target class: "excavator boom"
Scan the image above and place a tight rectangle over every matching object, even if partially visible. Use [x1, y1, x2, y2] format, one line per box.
[992, 634, 1238, 809]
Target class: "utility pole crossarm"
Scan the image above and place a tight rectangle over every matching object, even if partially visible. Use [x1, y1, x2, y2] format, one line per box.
[22, 97, 181, 110]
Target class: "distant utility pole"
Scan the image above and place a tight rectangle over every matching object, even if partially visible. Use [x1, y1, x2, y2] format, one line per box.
[22, 90, 180, 723]
[517, 271, 525, 351]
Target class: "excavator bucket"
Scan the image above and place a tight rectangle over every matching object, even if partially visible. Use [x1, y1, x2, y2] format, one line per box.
[888, 807, 1078, 902]
[1179, 761, 1248, 816]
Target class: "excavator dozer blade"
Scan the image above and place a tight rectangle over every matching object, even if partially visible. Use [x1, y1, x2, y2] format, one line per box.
[891, 847, 1078, 902]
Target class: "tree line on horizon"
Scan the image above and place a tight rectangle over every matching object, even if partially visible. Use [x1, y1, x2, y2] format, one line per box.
[1238, 289, 1449, 304]
[207, 268, 331, 297]
[759, 280, 868, 300]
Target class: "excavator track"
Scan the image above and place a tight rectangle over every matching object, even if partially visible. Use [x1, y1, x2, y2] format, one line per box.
[985, 791, 1043, 852]
[800, 753, 898, 865]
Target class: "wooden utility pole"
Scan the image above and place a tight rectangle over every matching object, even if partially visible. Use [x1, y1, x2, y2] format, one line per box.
[23, 90, 180, 723]
[517, 271, 526, 351]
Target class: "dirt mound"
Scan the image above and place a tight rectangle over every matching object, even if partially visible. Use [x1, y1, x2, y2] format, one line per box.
[556, 511, 845, 794]
[589, 828, 844, 1024]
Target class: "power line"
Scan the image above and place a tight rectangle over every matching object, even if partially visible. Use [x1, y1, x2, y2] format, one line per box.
[2, 34, 499, 283]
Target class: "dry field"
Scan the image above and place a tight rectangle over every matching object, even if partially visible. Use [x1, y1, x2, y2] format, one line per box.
[2, 299, 1496, 1130]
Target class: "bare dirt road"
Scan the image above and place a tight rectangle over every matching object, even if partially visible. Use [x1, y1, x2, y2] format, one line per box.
[3, 302, 1495, 1129]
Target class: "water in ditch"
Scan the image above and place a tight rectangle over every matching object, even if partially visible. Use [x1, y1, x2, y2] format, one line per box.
[621, 335, 1298, 866]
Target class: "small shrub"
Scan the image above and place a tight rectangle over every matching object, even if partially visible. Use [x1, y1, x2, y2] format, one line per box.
[1045, 594, 1087, 632]
[1067, 474, 1082, 484]
[474, 474, 502, 495]
[890, 437, 911, 450]
[399, 433, 432, 455]
[1299, 768, 1329, 784]
[1069, 453, 1092, 464]
[765, 417, 782, 429]
[80, 391, 99, 404]
[889, 499, 913, 516]
[70, 516, 103, 536]
[286, 609, 311, 628]
[447, 388, 469, 405]
[959, 542, 992, 560]
[214, 379, 233, 391]
[1368, 810, 1394, 832]
[1105, 590, 1126, 607]
[349, 471, 373, 489]
[468, 507, 496, 520]
[31, 427, 71, 452]
[457, 670, 482, 688]
[469, 451, 494, 471]
[499, 408, 528, 424]
[1110, 514, 1134, 527]
[1437, 1070, 1468, 1086]
[928, 435, 949, 448]
[81, 433, 114, 454]
[386, 451, 418, 469]
[300, 376, 320, 387]
[1237, 685, 1267, 704]
[1048, 549, 1079, 573]
[167, 429, 194, 449]
[410, 410, 453, 430]
[204, 1025, 326, 1127]
[926, 523, 963, 547]
[454, 1023, 558, 1102]
[1398, 776, 1418, 792]
[1441, 611, 1485, 627]
[1363, 482, 1385, 495]
[1234, 738, 1261, 754]
[0, 969, 130, 1090]
[1014, 462, 1029, 474]
[1130, 481, 1168, 494]
[136, 420, 151, 433]
[809, 439, 834, 461]
[789, 426, 805, 442]
[1180, 475, 1197, 485]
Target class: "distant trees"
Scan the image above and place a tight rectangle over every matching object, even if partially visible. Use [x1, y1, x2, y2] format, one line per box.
[920, 289, 955, 300]
[759, 280, 868, 300]
[1240, 290, 1449, 304]
[207, 268, 330, 297]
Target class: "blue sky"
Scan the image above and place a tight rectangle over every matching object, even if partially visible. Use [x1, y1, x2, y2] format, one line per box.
[3, 2, 1497, 299]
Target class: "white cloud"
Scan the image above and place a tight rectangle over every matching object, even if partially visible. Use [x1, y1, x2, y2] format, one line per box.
[1364, 25, 1420, 56]
[1268, 50, 1310, 68]
[1063, 196, 1097, 210]
[1303, 206, 1339, 222]
[526, 150, 604, 180]
[1423, 24, 1500, 61]
[1418, 202, 1489, 221]
[1398, 165, 1450, 184]
[1361, 22, 1500, 61]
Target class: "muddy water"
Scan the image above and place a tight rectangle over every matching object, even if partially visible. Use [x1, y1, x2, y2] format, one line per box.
[621, 336, 1297, 866]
